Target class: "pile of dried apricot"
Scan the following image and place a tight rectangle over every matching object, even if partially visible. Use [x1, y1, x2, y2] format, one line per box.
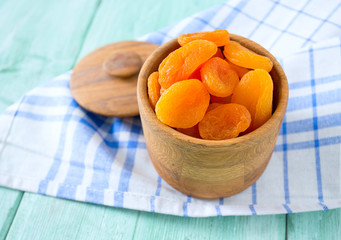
[147, 30, 274, 140]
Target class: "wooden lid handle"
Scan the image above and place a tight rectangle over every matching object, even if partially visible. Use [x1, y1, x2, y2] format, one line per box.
[103, 51, 143, 78]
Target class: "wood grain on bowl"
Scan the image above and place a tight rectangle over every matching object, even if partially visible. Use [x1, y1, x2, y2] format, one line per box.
[137, 35, 288, 199]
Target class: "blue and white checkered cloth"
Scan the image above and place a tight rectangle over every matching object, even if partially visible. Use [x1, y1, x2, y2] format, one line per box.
[1, 0, 341, 217]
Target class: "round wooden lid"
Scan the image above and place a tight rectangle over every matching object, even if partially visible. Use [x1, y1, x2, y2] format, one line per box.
[70, 41, 159, 117]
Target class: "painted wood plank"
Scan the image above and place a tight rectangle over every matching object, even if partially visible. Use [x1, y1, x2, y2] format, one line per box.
[134, 212, 286, 240]
[0, 0, 100, 238]
[287, 209, 341, 240]
[76, 0, 226, 62]
[0, 0, 100, 106]
[5, 193, 138, 240]
[0, 188, 23, 240]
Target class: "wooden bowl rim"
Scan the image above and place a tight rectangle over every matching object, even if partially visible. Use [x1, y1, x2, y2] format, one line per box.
[138, 34, 289, 147]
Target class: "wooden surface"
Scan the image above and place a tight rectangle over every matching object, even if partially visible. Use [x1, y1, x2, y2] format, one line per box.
[0, 0, 340, 239]
[71, 41, 159, 117]
[138, 37, 288, 199]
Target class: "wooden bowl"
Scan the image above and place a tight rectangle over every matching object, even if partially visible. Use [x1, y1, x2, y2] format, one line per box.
[137, 34, 288, 199]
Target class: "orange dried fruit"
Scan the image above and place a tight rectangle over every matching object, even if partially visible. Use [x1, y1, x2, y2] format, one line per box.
[177, 124, 201, 138]
[178, 30, 230, 47]
[159, 40, 217, 89]
[231, 69, 273, 132]
[160, 86, 166, 95]
[201, 57, 239, 97]
[189, 66, 202, 80]
[206, 103, 223, 112]
[212, 48, 224, 59]
[210, 95, 231, 104]
[199, 103, 251, 140]
[182, 49, 224, 81]
[155, 79, 210, 128]
[147, 72, 161, 110]
[225, 59, 250, 78]
[223, 41, 273, 72]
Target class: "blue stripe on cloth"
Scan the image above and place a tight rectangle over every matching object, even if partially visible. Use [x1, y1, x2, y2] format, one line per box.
[8, 105, 340, 151]
[270, 0, 341, 29]
[249, 205, 257, 216]
[38, 102, 77, 195]
[24, 96, 75, 107]
[247, 0, 279, 38]
[155, 176, 162, 196]
[302, 3, 341, 47]
[150, 175, 162, 212]
[269, 0, 312, 51]
[274, 136, 341, 152]
[215, 205, 222, 216]
[248, 183, 257, 215]
[291, 42, 341, 57]
[215, 198, 224, 216]
[309, 48, 328, 210]
[218, 0, 249, 29]
[252, 183, 257, 204]
[150, 196, 156, 212]
[280, 55, 290, 211]
[86, 118, 123, 204]
[114, 120, 142, 207]
[183, 201, 189, 217]
[282, 204, 293, 213]
[286, 88, 341, 112]
[3, 111, 145, 148]
[319, 202, 329, 210]
[223, 2, 310, 42]
[192, 17, 216, 30]
[146, 30, 171, 45]
[279, 113, 341, 135]
[56, 116, 106, 199]
[182, 196, 192, 217]
[289, 73, 341, 90]
[282, 116, 290, 205]
[279, 58, 290, 212]
[9, 111, 102, 134]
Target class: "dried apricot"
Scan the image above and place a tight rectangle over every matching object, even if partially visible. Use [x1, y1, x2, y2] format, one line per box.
[177, 124, 201, 138]
[206, 103, 223, 112]
[212, 48, 224, 59]
[210, 95, 231, 104]
[189, 66, 202, 80]
[155, 79, 210, 128]
[201, 57, 239, 97]
[225, 59, 250, 78]
[231, 69, 273, 132]
[189, 49, 223, 80]
[178, 30, 230, 47]
[223, 41, 273, 72]
[160, 86, 166, 95]
[159, 40, 217, 89]
[199, 103, 251, 140]
[147, 72, 161, 110]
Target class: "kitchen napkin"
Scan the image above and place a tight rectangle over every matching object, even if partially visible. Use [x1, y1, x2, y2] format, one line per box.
[1, 0, 341, 217]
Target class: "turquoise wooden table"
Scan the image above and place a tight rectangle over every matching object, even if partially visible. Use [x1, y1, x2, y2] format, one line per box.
[0, 0, 340, 239]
